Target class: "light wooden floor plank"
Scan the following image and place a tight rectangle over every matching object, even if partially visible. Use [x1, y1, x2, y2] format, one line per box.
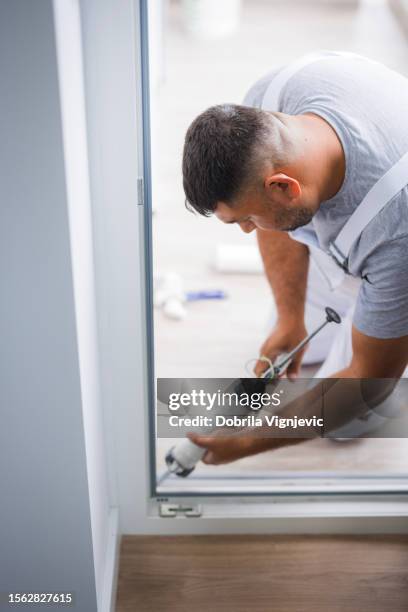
[116, 535, 408, 612]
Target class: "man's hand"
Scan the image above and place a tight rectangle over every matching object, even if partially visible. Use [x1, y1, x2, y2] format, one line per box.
[255, 321, 308, 378]
[187, 431, 274, 465]
[187, 430, 301, 465]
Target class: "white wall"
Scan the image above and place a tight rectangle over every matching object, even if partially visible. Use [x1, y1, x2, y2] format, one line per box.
[52, 1, 113, 608]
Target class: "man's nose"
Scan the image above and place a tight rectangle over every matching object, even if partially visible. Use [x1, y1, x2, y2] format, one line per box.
[239, 220, 256, 234]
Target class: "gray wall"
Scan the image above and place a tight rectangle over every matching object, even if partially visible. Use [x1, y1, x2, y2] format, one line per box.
[0, 1, 97, 609]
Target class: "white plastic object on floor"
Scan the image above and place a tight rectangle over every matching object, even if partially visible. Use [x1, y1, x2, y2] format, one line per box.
[163, 297, 187, 321]
[154, 272, 187, 320]
[154, 272, 184, 307]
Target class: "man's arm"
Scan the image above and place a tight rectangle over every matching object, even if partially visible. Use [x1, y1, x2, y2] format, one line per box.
[189, 326, 408, 464]
[339, 325, 408, 378]
[255, 229, 310, 377]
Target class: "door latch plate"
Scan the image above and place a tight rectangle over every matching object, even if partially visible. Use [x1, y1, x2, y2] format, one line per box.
[159, 503, 202, 518]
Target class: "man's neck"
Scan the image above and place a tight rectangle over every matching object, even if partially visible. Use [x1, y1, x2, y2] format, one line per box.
[290, 113, 346, 203]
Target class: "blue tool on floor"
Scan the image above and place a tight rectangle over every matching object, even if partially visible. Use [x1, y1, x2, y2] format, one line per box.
[185, 290, 227, 301]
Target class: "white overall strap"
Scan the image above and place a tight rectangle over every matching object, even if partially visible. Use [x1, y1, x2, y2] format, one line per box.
[262, 50, 361, 111]
[329, 150, 408, 267]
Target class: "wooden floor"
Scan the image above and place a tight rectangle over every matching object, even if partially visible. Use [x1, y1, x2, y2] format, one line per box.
[116, 535, 408, 612]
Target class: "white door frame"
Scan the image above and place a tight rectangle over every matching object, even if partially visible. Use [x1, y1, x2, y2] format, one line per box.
[82, 0, 408, 534]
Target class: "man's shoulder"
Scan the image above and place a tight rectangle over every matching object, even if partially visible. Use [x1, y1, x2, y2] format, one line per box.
[242, 68, 282, 107]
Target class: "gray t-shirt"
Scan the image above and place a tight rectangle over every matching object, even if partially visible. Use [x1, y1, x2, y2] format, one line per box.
[243, 55, 408, 339]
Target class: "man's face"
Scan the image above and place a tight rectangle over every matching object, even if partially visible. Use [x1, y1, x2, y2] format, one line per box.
[214, 184, 314, 234]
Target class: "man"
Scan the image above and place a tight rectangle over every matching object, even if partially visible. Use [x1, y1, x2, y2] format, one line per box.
[182, 52, 408, 465]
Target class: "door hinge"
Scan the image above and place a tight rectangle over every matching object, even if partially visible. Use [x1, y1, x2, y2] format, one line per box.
[159, 502, 202, 518]
[137, 177, 144, 206]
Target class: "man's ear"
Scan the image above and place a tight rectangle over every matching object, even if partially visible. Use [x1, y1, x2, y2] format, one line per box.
[264, 172, 301, 200]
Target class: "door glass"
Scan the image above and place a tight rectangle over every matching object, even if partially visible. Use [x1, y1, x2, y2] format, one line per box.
[148, 0, 408, 494]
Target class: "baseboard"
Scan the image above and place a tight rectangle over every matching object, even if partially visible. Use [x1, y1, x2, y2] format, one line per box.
[100, 507, 120, 612]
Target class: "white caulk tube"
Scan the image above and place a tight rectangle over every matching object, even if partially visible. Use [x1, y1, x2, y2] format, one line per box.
[166, 439, 207, 477]
[164, 307, 341, 478]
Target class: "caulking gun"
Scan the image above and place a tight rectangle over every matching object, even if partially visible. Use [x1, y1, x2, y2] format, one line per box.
[161, 307, 341, 480]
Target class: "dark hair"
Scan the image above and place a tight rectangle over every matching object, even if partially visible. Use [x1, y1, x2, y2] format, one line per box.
[182, 104, 267, 216]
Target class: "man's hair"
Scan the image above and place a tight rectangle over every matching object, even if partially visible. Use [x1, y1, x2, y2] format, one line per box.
[182, 104, 287, 216]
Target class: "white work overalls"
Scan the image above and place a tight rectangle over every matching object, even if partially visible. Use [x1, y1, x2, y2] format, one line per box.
[262, 52, 408, 435]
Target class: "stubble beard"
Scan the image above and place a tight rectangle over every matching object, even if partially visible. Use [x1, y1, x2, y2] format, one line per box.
[275, 205, 314, 232]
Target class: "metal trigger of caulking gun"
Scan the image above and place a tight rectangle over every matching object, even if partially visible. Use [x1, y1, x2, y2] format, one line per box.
[162, 306, 341, 481]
